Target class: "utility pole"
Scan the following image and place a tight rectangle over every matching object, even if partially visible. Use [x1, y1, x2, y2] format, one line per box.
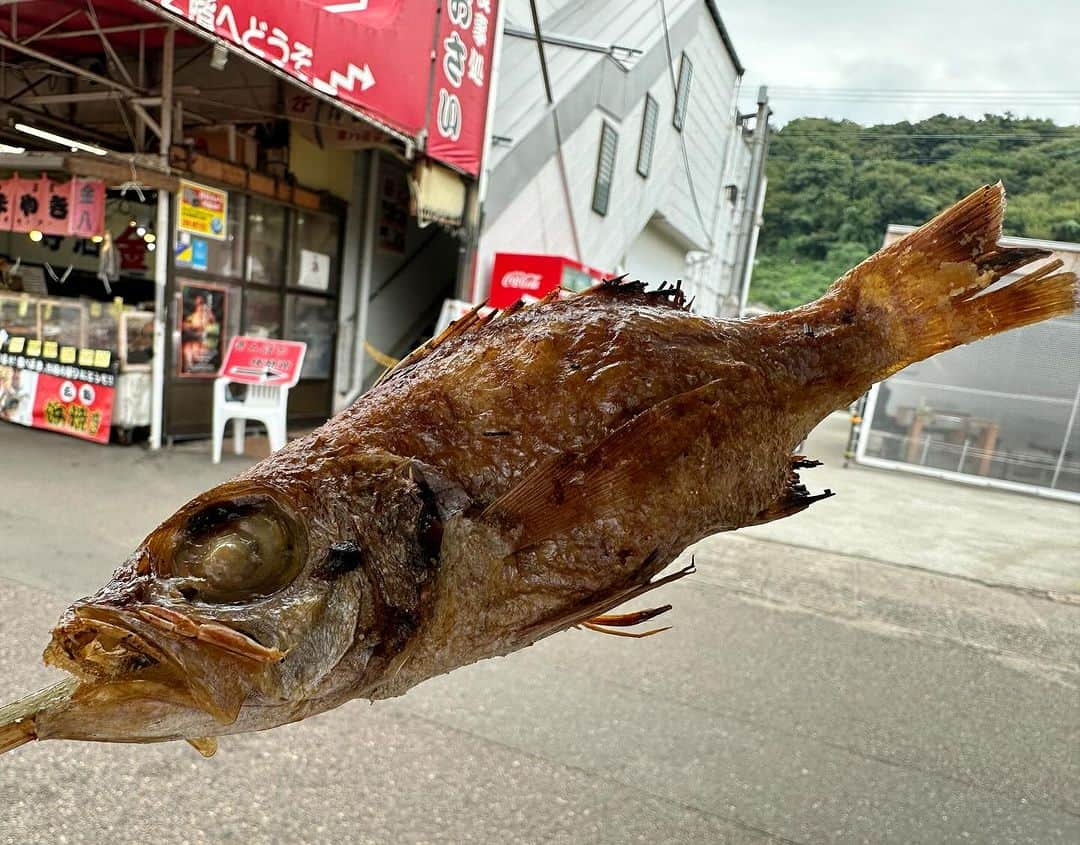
[731, 86, 771, 316]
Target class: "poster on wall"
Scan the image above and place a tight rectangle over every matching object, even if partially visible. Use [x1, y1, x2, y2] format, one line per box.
[377, 170, 409, 254]
[177, 180, 228, 241]
[0, 340, 117, 444]
[178, 280, 227, 378]
[298, 249, 331, 290]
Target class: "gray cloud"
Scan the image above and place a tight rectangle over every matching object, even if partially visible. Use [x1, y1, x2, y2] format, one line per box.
[721, 0, 1080, 125]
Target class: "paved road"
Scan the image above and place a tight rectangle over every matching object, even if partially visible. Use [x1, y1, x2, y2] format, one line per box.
[0, 422, 1078, 843]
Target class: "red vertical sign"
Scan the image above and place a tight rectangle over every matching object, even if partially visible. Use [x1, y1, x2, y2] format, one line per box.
[427, 0, 499, 175]
[0, 178, 14, 230]
[10, 177, 46, 232]
[39, 180, 73, 236]
[145, 1, 496, 176]
[68, 178, 106, 238]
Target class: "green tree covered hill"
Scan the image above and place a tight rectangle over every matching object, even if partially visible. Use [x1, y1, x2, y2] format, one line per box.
[748, 115, 1080, 311]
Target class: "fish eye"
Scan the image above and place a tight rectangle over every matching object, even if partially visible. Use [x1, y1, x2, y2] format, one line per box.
[168, 497, 305, 603]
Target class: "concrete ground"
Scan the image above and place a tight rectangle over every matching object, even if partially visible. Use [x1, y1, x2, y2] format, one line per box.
[0, 418, 1078, 844]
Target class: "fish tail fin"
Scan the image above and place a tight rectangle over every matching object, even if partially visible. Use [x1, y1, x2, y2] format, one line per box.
[825, 182, 1077, 382]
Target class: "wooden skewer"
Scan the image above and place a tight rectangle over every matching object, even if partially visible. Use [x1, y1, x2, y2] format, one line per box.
[0, 678, 77, 754]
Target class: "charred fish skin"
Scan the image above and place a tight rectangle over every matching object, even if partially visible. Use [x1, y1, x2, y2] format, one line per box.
[2, 183, 1077, 754]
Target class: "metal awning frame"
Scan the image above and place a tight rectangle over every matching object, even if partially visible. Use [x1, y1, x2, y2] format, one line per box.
[0, 0, 417, 163]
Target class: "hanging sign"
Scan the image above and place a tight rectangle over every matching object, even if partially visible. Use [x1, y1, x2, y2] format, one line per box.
[427, 0, 500, 176]
[67, 178, 107, 238]
[177, 180, 228, 241]
[10, 177, 45, 233]
[39, 180, 73, 236]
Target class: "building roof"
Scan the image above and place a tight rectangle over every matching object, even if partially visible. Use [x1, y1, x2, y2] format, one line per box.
[886, 224, 1080, 277]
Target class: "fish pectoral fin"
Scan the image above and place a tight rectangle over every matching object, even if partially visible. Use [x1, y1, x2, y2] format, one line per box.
[519, 558, 697, 646]
[185, 736, 218, 757]
[585, 605, 672, 627]
[579, 605, 674, 639]
[483, 368, 764, 548]
[580, 622, 671, 639]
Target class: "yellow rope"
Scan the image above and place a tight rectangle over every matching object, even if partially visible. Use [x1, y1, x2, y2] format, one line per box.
[364, 341, 399, 369]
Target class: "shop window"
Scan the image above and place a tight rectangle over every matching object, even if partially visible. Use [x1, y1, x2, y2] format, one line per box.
[592, 122, 618, 217]
[285, 294, 335, 379]
[637, 94, 659, 178]
[673, 53, 693, 131]
[290, 211, 340, 293]
[175, 193, 245, 279]
[246, 198, 287, 286]
[243, 288, 283, 338]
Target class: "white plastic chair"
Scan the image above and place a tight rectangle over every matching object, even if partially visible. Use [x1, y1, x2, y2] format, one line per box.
[212, 378, 290, 463]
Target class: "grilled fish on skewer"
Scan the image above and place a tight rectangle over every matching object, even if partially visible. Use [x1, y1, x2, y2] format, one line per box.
[2, 183, 1076, 756]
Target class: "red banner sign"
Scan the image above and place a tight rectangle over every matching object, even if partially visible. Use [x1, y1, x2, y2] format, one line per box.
[0, 344, 116, 444]
[67, 178, 107, 238]
[148, 0, 496, 176]
[488, 253, 609, 308]
[427, 0, 499, 175]
[221, 335, 307, 387]
[0, 177, 104, 237]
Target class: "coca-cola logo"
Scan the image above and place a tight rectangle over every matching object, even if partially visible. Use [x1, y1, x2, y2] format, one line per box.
[501, 270, 544, 291]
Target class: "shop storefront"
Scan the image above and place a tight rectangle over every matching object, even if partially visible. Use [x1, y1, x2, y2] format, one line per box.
[0, 0, 502, 448]
[163, 175, 345, 437]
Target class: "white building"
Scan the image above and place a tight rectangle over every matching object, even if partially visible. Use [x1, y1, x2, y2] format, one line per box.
[473, 0, 767, 318]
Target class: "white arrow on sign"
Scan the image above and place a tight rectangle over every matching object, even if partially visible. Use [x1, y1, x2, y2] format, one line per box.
[229, 365, 287, 381]
[325, 1, 369, 12]
[313, 62, 376, 95]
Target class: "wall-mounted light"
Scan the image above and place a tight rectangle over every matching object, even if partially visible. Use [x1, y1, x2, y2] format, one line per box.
[14, 123, 107, 156]
[136, 226, 147, 237]
[143, 232, 156, 243]
[28, 230, 43, 242]
[210, 43, 229, 71]
[91, 235, 104, 244]
[146, 242, 157, 252]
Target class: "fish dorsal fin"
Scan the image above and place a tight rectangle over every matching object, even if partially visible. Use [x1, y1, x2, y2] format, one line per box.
[483, 366, 762, 548]
[373, 302, 495, 388]
[570, 276, 695, 311]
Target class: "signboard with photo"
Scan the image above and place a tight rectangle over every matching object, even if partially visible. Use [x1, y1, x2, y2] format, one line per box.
[177, 180, 228, 241]
[0, 339, 117, 444]
[178, 280, 228, 378]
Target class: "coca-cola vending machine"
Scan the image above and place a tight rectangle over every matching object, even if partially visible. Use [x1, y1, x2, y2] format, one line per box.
[488, 253, 608, 308]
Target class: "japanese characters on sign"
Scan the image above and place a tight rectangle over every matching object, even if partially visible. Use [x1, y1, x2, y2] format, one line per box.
[0, 336, 117, 444]
[148, 1, 494, 176]
[68, 178, 107, 238]
[427, 0, 499, 174]
[221, 335, 307, 387]
[0, 176, 105, 237]
[177, 180, 228, 241]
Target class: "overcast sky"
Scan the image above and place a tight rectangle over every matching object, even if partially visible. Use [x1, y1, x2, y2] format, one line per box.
[720, 0, 1080, 127]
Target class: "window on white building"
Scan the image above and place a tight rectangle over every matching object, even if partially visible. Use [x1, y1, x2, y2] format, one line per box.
[673, 53, 693, 131]
[592, 121, 618, 216]
[637, 94, 659, 178]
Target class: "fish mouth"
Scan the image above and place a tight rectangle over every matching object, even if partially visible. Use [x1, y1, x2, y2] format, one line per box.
[44, 603, 284, 725]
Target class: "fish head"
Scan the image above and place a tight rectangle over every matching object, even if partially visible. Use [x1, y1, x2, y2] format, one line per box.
[39, 472, 384, 743]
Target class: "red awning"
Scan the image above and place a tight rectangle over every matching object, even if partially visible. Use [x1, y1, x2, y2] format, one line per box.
[129, 0, 499, 176]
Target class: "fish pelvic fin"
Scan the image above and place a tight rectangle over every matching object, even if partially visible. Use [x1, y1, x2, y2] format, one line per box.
[798, 183, 1077, 385]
